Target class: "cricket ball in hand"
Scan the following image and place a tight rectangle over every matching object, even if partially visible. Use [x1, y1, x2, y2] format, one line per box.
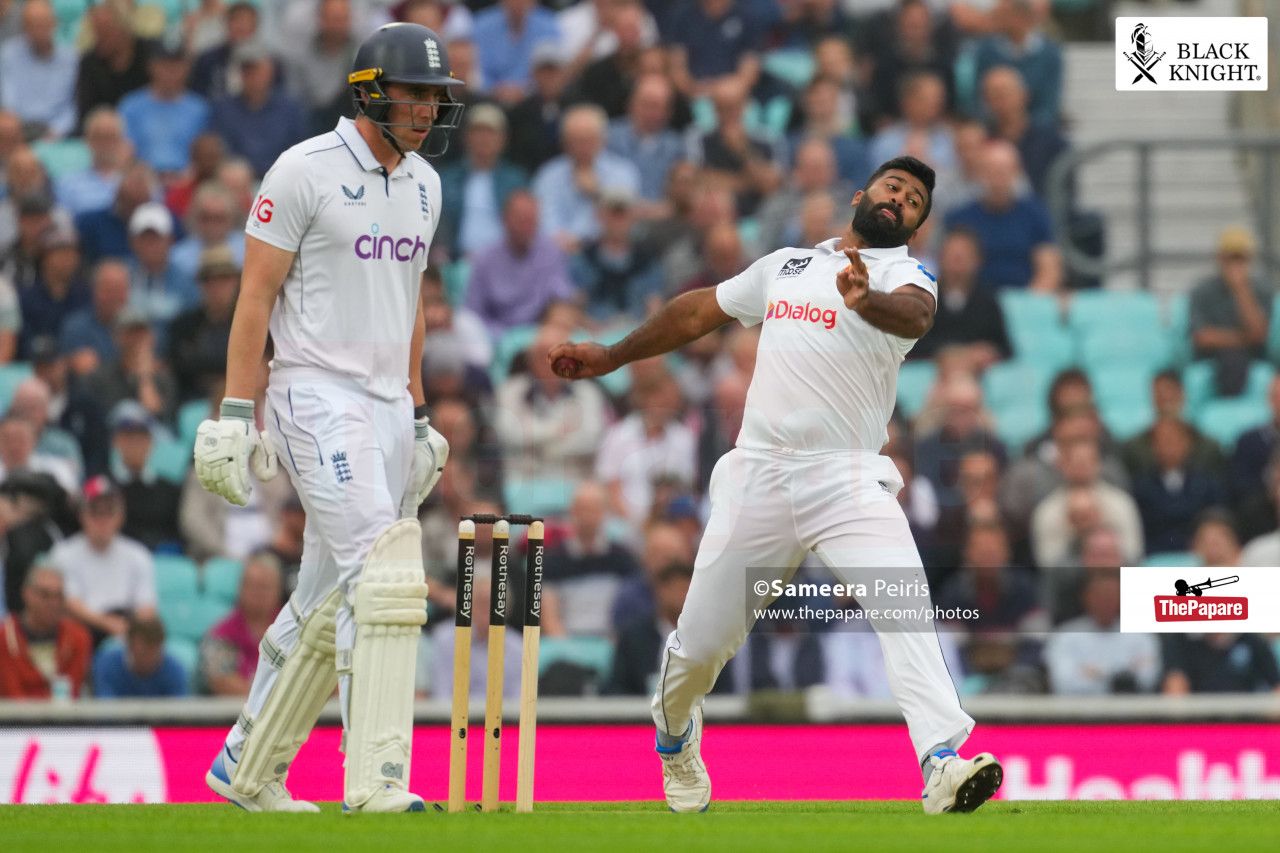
[553, 356, 580, 378]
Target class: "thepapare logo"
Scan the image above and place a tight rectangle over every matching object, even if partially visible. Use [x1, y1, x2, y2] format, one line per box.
[766, 299, 837, 330]
[1154, 575, 1247, 622]
[354, 223, 427, 261]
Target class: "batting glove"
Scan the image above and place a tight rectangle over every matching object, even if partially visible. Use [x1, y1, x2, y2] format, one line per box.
[194, 397, 279, 507]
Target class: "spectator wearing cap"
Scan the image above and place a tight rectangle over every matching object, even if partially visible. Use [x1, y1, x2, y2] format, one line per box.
[55, 107, 131, 217]
[472, 0, 561, 104]
[209, 40, 308, 179]
[532, 103, 641, 252]
[48, 475, 156, 646]
[126, 202, 197, 345]
[74, 161, 160, 265]
[1188, 226, 1273, 397]
[169, 181, 245, 288]
[86, 303, 177, 423]
[1, 190, 58, 289]
[108, 400, 181, 551]
[0, 565, 93, 699]
[436, 104, 528, 261]
[605, 73, 685, 211]
[281, 0, 361, 134]
[168, 245, 238, 404]
[118, 35, 209, 176]
[0, 411, 77, 495]
[505, 41, 572, 174]
[17, 225, 88, 358]
[665, 0, 762, 99]
[0, 0, 76, 138]
[7, 377, 83, 485]
[569, 185, 663, 321]
[59, 258, 131, 375]
[92, 614, 188, 698]
[190, 1, 284, 100]
[200, 550, 284, 696]
[74, 1, 154, 127]
[29, 335, 110, 478]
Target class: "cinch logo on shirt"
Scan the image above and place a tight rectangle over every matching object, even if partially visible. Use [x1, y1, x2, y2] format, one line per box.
[354, 227, 427, 262]
[766, 299, 838, 330]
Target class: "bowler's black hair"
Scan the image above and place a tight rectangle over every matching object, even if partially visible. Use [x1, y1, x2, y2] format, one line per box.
[865, 156, 936, 226]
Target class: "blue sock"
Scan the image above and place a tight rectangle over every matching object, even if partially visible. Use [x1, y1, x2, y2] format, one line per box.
[921, 747, 958, 783]
[656, 720, 692, 753]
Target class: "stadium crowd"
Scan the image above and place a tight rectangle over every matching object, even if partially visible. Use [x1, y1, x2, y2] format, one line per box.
[1, 0, 1278, 704]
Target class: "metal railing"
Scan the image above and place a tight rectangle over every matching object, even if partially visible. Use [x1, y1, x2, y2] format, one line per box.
[1046, 135, 1280, 290]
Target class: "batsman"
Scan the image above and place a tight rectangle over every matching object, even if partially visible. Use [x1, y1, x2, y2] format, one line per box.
[193, 23, 459, 813]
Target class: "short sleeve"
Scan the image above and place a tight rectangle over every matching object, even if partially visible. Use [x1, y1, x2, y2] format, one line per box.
[715, 253, 779, 327]
[244, 149, 317, 252]
[882, 257, 939, 303]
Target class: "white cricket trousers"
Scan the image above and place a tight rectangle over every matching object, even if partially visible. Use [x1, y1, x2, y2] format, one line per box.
[226, 370, 414, 759]
[651, 447, 975, 761]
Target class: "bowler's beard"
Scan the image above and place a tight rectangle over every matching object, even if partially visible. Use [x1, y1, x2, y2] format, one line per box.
[851, 195, 913, 248]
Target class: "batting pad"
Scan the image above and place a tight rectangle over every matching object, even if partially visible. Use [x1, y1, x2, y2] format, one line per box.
[231, 590, 340, 796]
[343, 518, 429, 807]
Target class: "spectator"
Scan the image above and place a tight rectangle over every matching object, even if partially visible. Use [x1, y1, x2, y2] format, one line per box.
[1188, 226, 1271, 396]
[1044, 568, 1160, 694]
[688, 76, 783, 216]
[29, 336, 109, 478]
[126, 202, 198, 339]
[108, 400, 181, 551]
[180, 435, 296, 563]
[969, 0, 1063, 125]
[2, 191, 58, 289]
[571, 186, 663, 320]
[396, 0, 473, 43]
[429, 575, 523, 698]
[164, 133, 226, 222]
[464, 191, 575, 339]
[495, 328, 609, 482]
[75, 1, 153, 127]
[168, 245, 238, 403]
[7, 377, 83, 485]
[533, 103, 641, 252]
[605, 73, 685, 211]
[1190, 509, 1241, 567]
[209, 40, 309, 179]
[1241, 465, 1280, 566]
[981, 65, 1067, 198]
[908, 228, 1011, 365]
[756, 138, 853, 254]
[1162, 633, 1280, 695]
[610, 519, 696, 631]
[55, 107, 130, 217]
[1121, 369, 1224, 480]
[926, 449, 999, 580]
[595, 361, 696, 527]
[430, 395, 504, 501]
[118, 37, 209, 176]
[0, 565, 92, 699]
[608, 562, 692, 695]
[913, 377, 1005, 511]
[0, 0, 77, 138]
[666, 0, 761, 98]
[564, 1, 654, 119]
[190, 1, 282, 101]
[0, 411, 76, 495]
[420, 265, 492, 376]
[471, 0, 560, 105]
[787, 76, 870, 189]
[944, 140, 1061, 291]
[59, 259, 131, 376]
[695, 369, 747, 490]
[0, 146, 55, 259]
[282, 0, 360, 133]
[1131, 420, 1226, 553]
[1232, 375, 1280, 517]
[215, 157, 255, 221]
[931, 119, 990, 223]
[49, 476, 156, 646]
[87, 306, 177, 423]
[861, 0, 958, 129]
[170, 182, 245, 285]
[436, 104, 527, 261]
[75, 161, 159, 264]
[0, 108, 22, 190]
[1031, 439, 1144, 568]
[676, 221, 746, 294]
[92, 614, 188, 698]
[0, 269, 14, 361]
[200, 551, 284, 696]
[505, 42, 571, 174]
[868, 71, 956, 175]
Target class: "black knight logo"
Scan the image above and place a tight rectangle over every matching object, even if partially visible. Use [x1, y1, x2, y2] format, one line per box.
[1124, 23, 1165, 85]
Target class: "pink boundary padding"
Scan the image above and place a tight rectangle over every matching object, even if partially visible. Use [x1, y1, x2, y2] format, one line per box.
[157, 723, 1280, 803]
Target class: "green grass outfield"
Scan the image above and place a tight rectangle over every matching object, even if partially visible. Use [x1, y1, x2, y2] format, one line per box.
[2, 801, 1277, 853]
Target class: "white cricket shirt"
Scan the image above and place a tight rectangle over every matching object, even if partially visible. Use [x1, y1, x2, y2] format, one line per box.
[716, 237, 937, 453]
[246, 117, 442, 400]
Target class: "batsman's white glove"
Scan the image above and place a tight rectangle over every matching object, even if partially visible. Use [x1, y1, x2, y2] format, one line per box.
[400, 415, 449, 518]
[193, 397, 279, 507]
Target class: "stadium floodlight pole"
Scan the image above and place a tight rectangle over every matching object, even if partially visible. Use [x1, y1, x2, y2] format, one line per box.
[447, 519, 477, 812]
[480, 518, 510, 812]
[516, 520, 545, 812]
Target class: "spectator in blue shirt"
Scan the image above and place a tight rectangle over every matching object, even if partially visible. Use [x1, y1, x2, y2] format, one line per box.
[982, 65, 1068, 199]
[0, 0, 77, 138]
[436, 104, 528, 261]
[190, 1, 281, 101]
[208, 40, 308, 179]
[472, 0, 561, 104]
[170, 182, 245, 287]
[92, 615, 188, 698]
[75, 161, 159, 265]
[605, 74, 685, 210]
[533, 104, 641, 252]
[125, 203, 198, 346]
[60, 259, 131, 376]
[118, 40, 210, 176]
[55, 108, 129, 217]
[944, 140, 1061, 292]
[667, 0, 762, 98]
[570, 186, 664, 322]
[18, 223, 90, 358]
[868, 71, 956, 176]
[969, 0, 1063, 126]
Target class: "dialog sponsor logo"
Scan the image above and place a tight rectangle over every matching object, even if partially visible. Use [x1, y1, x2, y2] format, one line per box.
[766, 299, 837, 330]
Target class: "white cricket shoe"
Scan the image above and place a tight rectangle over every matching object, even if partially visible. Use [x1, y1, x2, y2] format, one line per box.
[206, 747, 319, 813]
[657, 707, 711, 813]
[343, 785, 426, 814]
[921, 752, 1002, 815]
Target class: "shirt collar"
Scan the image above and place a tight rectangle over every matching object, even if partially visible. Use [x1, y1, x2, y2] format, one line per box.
[336, 117, 417, 180]
[815, 238, 909, 260]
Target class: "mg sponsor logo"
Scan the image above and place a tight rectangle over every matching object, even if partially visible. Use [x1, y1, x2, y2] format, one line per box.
[354, 224, 427, 262]
[766, 299, 838, 330]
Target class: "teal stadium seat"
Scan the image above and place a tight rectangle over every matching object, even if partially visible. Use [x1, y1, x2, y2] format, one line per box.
[1090, 365, 1155, 439]
[982, 360, 1053, 412]
[762, 50, 815, 89]
[538, 635, 614, 681]
[896, 361, 936, 419]
[1067, 290, 1161, 334]
[1195, 397, 1268, 449]
[1078, 327, 1173, 374]
[202, 557, 244, 605]
[149, 436, 192, 483]
[1182, 361, 1214, 416]
[1143, 551, 1201, 567]
[153, 555, 199, 608]
[0, 362, 34, 413]
[444, 259, 470, 306]
[178, 399, 211, 450]
[165, 638, 200, 691]
[503, 477, 575, 518]
[162, 597, 233, 644]
[1165, 294, 1192, 367]
[32, 139, 90, 180]
[490, 324, 539, 386]
[990, 400, 1049, 454]
[997, 291, 1062, 356]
